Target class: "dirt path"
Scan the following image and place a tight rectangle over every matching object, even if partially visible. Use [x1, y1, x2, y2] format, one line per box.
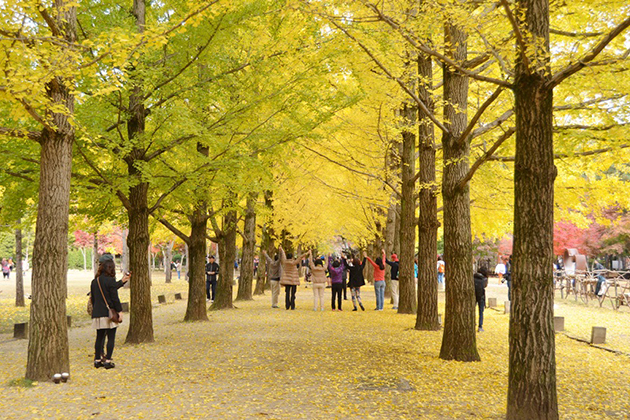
[0, 283, 629, 419]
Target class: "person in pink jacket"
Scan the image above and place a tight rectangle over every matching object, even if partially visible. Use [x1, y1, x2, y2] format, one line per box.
[365, 249, 386, 310]
[308, 250, 328, 311]
[279, 245, 307, 310]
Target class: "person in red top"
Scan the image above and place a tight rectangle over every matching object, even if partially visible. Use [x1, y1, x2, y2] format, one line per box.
[366, 249, 386, 310]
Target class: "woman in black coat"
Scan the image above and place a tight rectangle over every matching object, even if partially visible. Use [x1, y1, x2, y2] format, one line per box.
[91, 254, 129, 369]
[474, 267, 489, 332]
[345, 255, 366, 311]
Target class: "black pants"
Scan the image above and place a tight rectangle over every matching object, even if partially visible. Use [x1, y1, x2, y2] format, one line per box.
[95, 328, 117, 360]
[342, 278, 347, 299]
[285, 285, 296, 309]
[331, 283, 343, 309]
[206, 280, 216, 300]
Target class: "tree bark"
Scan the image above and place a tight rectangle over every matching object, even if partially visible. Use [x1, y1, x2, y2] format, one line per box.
[415, 52, 440, 331]
[125, 180, 154, 344]
[25, 0, 76, 381]
[384, 201, 397, 300]
[399, 100, 418, 314]
[438, 22, 479, 362]
[184, 205, 209, 321]
[92, 231, 98, 276]
[121, 228, 130, 274]
[236, 193, 257, 301]
[211, 208, 236, 310]
[164, 240, 174, 283]
[15, 226, 25, 307]
[123, 0, 155, 344]
[507, 0, 558, 417]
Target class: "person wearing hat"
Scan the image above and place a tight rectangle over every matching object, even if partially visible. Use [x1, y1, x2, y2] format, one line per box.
[386, 252, 400, 310]
[91, 253, 130, 369]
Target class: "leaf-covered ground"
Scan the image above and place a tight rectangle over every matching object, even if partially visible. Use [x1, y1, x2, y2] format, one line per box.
[0, 274, 629, 419]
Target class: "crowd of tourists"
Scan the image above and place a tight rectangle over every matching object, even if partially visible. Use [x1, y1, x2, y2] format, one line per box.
[88, 247, 496, 370]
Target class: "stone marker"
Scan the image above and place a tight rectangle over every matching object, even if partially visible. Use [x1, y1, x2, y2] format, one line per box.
[14, 323, 28, 339]
[158, 295, 166, 304]
[487, 297, 497, 308]
[504, 301, 511, 314]
[174, 293, 182, 300]
[591, 327, 606, 344]
[121, 302, 129, 312]
[553, 316, 564, 332]
[67, 315, 72, 327]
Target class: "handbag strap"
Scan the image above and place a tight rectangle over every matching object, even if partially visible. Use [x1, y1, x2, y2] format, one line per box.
[96, 276, 111, 311]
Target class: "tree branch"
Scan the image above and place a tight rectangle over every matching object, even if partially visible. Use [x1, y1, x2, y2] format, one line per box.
[363, 1, 513, 88]
[38, 6, 61, 37]
[549, 15, 630, 88]
[457, 86, 505, 145]
[324, 16, 450, 135]
[144, 15, 224, 100]
[457, 127, 515, 190]
[299, 142, 401, 198]
[488, 143, 630, 162]
[153, 214, 190, 244]
[144, 134, 197, 162]
[0, 127, 41, 141]
[550, 28, 604, 38]
[499, 0, 531, 74]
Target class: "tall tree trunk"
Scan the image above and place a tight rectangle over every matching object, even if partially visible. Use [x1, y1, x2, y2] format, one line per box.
[254, 225, 269, 296]
[92, 231, 98, 276]
[122, 228, 130, 274]
[399, 101, 418, 314]
[236, 194, 257, 301]
[15, 226, 25, 307]
[415, 53, 440, 331]
[211, 209, 236, 310]
[393, 203, 401, 254]
[185, 206, 209, 321]
[164, 240, 174, 283]
[183, 243, 189, 276]
[26, 1, 76, 381]
[125, 181, 154, 344]
[507, 0, 558, 417]
[438, 22, 479, 362]
[255, 192, 275, 296]
[384, 198, 397, 300]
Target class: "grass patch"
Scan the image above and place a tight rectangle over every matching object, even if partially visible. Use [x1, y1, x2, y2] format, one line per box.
[7, 378, 36, 388]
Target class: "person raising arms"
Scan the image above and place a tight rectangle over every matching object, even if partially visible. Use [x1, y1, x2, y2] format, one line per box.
[346, 253, 367, 311]
[366, 250, 386, 310]
[278, 245, 308, 310]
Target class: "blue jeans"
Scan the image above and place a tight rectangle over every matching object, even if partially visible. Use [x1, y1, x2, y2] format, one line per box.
[477, 299, 485, 328]
[437, 272, 444, 285]
[374, 281, 385, 310]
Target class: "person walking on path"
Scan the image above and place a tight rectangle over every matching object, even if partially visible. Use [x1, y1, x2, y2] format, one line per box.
[386, 253, 400, 310]
[263, 249, 282, 308]
[328, 254, 346, 311]
[474, 267, 489, 332]
[308, 250, 328, 311]
[279, 245, 307, 310]
[91, 253, 129, 369]
[346, 254, 366, 311]
[205, 255, 219, 302]
[437, 256, 445, 290]
[366, 250, 386, 310]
